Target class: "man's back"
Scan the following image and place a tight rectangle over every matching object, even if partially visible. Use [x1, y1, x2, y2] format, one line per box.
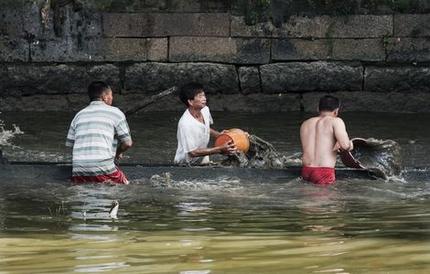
[66, 101, 131, 176]
[300, 116, 338, 168]
[300, 95, 352, 184]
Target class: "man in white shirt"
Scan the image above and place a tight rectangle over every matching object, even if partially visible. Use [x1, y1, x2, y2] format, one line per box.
[174, 83, 236, 165]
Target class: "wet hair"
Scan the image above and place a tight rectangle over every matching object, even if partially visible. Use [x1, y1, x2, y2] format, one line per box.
[179, 82, 204, 106]
[88, 81, 110, 101]
[319, 95, 341, 112]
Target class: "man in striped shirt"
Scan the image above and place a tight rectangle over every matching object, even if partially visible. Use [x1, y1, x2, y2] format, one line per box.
[66, 81, 133, 184]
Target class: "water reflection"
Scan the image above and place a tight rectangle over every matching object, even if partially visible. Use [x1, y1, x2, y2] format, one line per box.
[0, 178, 429, 273]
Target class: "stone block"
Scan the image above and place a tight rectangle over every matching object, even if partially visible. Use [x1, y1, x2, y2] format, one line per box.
[2, 65, 87, 96]
[102, 13, 143, 37]
[0, 64, 120, 96]
[260, 62, 363, 93]
[331, 39, 385, 61]
[272, 39, 330, 61]
[394, 14, 430, 37]
[99, 38, 167, 61]
[277, 15, 391, 38]
[238, 66, 261, 94]
[365, 66, 430, 92]
[231, 16, 274, 37]
[232, 15, 392, 38]
[103, 13, 229, 37]
[147, 38, 168, 61]
[272, 38, 385, 61]
[169, 37, 270, 64]
[87, 64, 122, 92]
[326, 15, 392, 38]
[303, 91, 430, 112]
[386, 38, 430, 62]
[124, 62, 239, 95]
[276, 15, 332, 38]
[155, 13, 229, 36]
[31, 38, 167, 62]
[0, 39, 28, 62]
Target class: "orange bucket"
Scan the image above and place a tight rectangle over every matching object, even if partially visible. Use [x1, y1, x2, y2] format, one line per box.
[214, 128, 250, 153]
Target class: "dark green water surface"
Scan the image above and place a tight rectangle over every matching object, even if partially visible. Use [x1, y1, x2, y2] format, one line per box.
[0, 111, 429, 273]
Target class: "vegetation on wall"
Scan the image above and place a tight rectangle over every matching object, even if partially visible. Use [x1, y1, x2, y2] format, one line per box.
[1, 0, 429, 20]
[232, 0, 430, 25]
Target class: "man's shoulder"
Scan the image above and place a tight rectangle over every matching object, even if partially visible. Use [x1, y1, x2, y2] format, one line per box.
[302, 116, 318, 125]
[332, 116, 344, 123]
[202, 106, 210, 113]
[178, 110, 191, 126]
[74, 106, 91, 119]
[102, 105, 126, 119]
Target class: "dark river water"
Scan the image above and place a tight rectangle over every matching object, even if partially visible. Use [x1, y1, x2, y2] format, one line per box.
[0, 111, 429, 273]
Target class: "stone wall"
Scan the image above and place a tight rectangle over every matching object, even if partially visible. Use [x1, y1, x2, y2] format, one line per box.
[1, 0, 430, 112]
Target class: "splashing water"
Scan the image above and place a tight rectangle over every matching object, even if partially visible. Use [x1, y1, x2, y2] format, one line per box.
[349, 138, 402, 181]
[148, 172, 243, 191]
[222, 135, 301, 168]
[0, 114, 24, 148]
[223, 135, 403, 181]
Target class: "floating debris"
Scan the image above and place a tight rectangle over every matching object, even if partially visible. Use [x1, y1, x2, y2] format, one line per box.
[109, 200, 119, 219]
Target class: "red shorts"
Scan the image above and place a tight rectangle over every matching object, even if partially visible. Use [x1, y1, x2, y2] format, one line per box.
[71, 167, 129, 185]
[301, 166, 335, 185]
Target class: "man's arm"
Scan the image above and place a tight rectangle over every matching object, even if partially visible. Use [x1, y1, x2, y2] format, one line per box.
[210, 128, 221, 138]
[333, 118, 353, 151]
[116, 140, 133, 160]
[65, 123, 75, 148]
[188, 141, 236, 158]
[114, 115, 133, 159]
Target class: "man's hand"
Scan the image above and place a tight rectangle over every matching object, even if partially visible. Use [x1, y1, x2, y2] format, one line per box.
[333, 142, 341, 152]
[115, 153, 123, 160]
[333, 140, 353, 152]
[348, 140, 353, 151]
[220, 141, 237, 155]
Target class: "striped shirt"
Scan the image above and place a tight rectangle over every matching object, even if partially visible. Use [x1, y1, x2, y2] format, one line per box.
[65, 101, 132, 176]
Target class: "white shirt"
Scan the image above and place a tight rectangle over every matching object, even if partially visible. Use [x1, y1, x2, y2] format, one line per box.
[174, 106, 213, 164]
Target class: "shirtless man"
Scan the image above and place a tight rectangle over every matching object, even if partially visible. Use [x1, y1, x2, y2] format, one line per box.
[300, 95, 353, 184]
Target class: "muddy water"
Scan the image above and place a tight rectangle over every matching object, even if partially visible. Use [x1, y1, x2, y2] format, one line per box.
[1, 111, 430, 273]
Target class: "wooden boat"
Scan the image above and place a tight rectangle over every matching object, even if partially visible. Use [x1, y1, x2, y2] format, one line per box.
[0, 161, 376, 184]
